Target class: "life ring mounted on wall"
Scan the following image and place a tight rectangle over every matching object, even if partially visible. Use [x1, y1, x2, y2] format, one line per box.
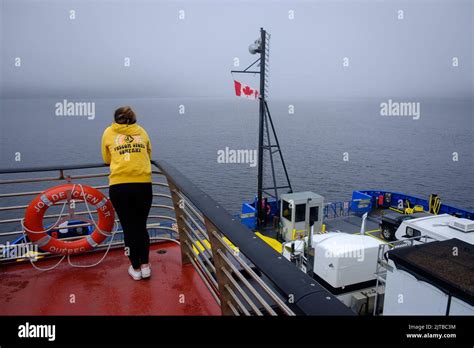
[23, 184, 115, 255]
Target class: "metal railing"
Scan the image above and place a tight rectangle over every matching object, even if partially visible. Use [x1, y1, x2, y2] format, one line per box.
[0, 163, 176, 262]
[0, 160, 353, 316]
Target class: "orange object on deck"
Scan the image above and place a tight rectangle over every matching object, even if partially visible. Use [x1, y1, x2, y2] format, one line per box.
[377, 195, 384, 206]
[23, 184, 115, 255]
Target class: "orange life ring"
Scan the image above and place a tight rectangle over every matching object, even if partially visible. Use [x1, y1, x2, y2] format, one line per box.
[24, 184, 115, 255]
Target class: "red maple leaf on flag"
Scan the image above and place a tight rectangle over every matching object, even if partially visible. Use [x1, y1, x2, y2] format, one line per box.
[242, 85, 254, 96]
[234, 80, 259, 100]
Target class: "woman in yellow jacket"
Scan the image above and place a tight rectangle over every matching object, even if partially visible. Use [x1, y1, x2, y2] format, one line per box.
[101, 106, 153, 281]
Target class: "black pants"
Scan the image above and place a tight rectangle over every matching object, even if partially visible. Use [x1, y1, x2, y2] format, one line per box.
[109, 183, 152, 269]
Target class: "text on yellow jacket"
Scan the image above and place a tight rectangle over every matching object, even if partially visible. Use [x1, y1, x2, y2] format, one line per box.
[101, 123, 152, 186]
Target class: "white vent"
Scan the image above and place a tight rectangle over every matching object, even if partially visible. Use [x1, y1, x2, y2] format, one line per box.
[448, 218, 474, 233]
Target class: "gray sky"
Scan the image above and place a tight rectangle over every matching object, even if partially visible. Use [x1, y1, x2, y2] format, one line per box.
[1, 0, 472, 100]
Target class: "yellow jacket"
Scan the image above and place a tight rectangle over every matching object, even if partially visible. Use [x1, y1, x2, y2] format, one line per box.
[101, 123, 152, 186]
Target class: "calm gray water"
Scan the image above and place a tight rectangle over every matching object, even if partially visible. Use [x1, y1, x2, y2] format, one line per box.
[1, 97, 473, 214]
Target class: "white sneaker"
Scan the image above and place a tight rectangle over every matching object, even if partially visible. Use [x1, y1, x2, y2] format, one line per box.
[128, 265, 142, 280]
[141, 263, 151, 278]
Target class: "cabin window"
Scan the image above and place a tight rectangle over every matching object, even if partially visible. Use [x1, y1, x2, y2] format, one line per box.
[406, 227, 420, 238]
[310, 206, 319, 224]
[282, 200, 292, 221]
[295, 204, 306, 222]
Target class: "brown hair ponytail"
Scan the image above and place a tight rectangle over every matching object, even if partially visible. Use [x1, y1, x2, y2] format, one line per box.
[114, 106, 137, 125]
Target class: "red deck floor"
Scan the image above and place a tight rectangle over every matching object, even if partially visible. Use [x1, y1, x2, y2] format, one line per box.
[0, 242, 221, 316]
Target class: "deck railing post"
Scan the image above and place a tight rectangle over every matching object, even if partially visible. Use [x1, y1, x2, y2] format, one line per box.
[204, 217, 237, 315]
[167, 180, 192, 265]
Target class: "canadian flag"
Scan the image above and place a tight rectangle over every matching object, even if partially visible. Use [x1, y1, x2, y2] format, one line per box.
[234, 80, 259, 100]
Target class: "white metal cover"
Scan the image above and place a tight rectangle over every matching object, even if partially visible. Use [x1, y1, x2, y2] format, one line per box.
[312, 233, 383, 288]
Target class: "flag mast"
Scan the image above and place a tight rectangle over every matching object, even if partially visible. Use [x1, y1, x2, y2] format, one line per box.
[231, 28, 293, 230]
[256, 27, 266, 230]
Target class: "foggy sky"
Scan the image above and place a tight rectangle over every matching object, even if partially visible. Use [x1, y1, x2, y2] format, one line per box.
[1, 0, 472, 100]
